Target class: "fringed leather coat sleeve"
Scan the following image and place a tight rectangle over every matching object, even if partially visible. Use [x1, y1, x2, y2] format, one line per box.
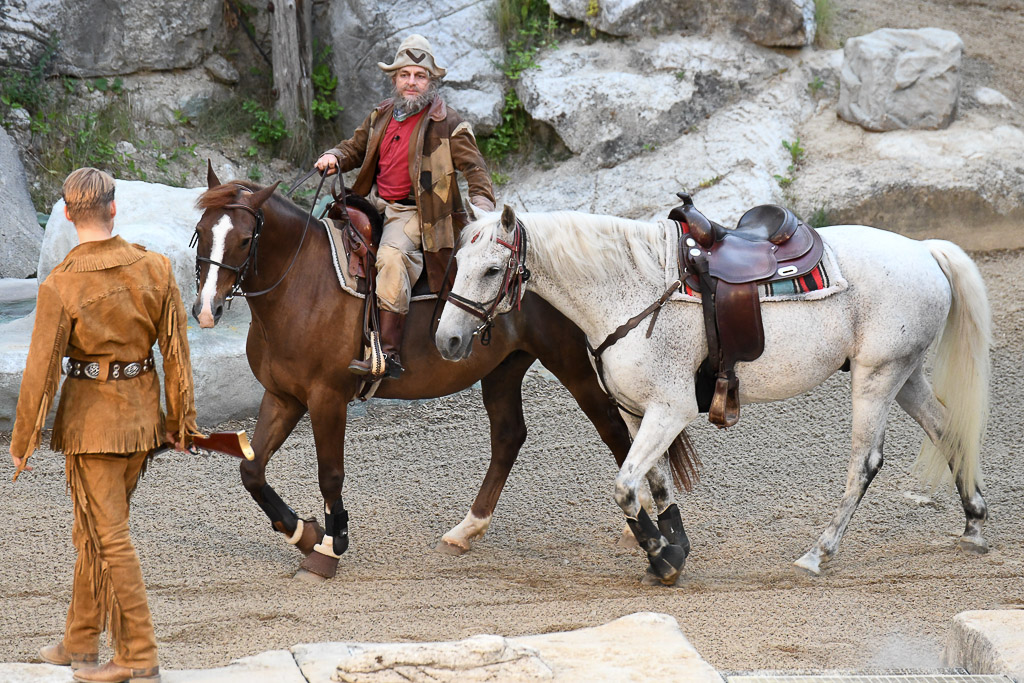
[156, 262, 198, 445]
[10, 282, 72, 462]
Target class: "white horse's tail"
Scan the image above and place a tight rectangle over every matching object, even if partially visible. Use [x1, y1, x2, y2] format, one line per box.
[914, 240, 991, 493]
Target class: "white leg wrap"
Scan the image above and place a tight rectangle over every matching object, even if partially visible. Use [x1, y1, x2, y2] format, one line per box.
[285, 518, 304, 545]
[313, 534, 342, 559]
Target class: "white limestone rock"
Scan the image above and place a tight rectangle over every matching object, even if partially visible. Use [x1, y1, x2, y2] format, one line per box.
[325, 0, 504, 136]
[943, 610, 1024, 681]
[838, 27, 964, 131]
[0, 128, 44, 278]
[725, 0, 816, 47]
[546, 0, 703, 37]
[0, 0, 222, 76]
[516, 35, 786, 168]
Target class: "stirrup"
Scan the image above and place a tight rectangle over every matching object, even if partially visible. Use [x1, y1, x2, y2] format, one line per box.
[708, 373, 740, 428]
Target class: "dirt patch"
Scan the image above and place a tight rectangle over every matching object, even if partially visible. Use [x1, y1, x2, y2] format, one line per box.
[1, 248, 1021, 672]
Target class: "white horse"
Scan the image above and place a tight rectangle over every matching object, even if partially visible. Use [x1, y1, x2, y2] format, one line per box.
[435, 205, 991, 584]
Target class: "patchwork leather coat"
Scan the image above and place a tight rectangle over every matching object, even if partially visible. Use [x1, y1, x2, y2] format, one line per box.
[326, 96, 496, 291]
[11, 237, 198, 461]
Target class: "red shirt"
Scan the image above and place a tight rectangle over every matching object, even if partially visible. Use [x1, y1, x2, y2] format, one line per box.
[376, 108, 427, 201]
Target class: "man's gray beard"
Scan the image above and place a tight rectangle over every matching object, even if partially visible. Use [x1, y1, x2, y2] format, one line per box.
[392, 80, 438, 119]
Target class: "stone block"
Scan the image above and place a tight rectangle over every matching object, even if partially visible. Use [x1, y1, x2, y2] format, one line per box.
[0, 128, 44, 278]
[839, 27, 963, 131]
[943, 610, 1024, 682]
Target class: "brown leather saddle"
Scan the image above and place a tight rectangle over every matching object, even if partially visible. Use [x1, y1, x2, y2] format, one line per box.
[670, 192, 824, 427]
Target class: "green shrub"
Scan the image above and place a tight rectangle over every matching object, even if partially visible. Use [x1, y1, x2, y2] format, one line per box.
[242, 99, 289, 144]
[311, 42, 342, 121]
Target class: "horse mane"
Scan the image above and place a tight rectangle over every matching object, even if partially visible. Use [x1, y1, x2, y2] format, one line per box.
[463, 210, 668, 285]
[196, 180, 309, 223]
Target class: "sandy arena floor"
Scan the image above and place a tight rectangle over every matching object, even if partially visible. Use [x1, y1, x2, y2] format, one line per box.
[1, 248, 1021, 672]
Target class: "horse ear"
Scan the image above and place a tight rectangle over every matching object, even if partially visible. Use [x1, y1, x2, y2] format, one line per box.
[250, 180, 281, 208]
[207, 160, 221, 189]
[500, 204, 516, 233]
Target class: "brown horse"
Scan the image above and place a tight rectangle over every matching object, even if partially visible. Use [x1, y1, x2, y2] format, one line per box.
[190, 166, 645, 580]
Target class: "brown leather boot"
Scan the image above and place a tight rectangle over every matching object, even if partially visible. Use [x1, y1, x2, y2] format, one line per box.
[39, 643, 98, 670]
[348, 310, 406, 379]
[73, 660, 160, 682]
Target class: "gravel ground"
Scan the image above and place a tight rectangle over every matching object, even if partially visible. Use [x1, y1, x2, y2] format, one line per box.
[1, 248, 1021, 673]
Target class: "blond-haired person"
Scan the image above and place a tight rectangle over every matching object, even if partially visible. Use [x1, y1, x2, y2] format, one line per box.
[10, 167, 197, 683]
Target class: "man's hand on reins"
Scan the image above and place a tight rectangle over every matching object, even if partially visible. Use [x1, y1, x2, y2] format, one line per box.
[314, 153, 338, 176]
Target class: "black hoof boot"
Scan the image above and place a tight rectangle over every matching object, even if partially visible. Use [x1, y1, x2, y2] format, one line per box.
[657, 503, 690, 559]
[627, 508, 687, 586]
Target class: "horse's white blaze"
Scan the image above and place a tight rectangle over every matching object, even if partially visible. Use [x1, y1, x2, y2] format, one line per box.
[198, 214, 233, 327]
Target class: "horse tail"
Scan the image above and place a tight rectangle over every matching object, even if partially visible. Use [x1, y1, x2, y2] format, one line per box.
[915, 240, 991, 493]
[667, 428, 702, 492]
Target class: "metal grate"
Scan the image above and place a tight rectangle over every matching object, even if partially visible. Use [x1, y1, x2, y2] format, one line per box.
[724, 672, 1013, 683]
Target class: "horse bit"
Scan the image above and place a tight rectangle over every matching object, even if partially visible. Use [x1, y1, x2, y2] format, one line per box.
[444, 219, 530, 345]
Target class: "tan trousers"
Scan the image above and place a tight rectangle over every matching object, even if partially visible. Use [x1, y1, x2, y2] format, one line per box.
[370, 191, 424, 314]
[63, 451, 158, 669]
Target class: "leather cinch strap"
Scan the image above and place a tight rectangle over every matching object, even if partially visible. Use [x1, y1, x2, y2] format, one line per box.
[64, 354, 156, 381]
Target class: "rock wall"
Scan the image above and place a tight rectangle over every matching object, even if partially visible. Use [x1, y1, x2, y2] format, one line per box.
[0, 128, 43, 278]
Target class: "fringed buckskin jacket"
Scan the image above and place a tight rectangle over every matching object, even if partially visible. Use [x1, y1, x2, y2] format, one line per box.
[326, 96, 496, 290]
[11, 236, 198, 461]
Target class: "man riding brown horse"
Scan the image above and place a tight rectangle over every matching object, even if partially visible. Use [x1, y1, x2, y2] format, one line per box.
[315, 34, 495, 379]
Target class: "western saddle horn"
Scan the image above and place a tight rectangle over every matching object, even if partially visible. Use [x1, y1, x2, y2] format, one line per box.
[670, 192, 824, 427]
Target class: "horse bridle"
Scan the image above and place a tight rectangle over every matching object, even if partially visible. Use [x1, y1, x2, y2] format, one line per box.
[191, 186, 264, 302]
[444, 218, 530, 345]
[191, 173, 327, 301]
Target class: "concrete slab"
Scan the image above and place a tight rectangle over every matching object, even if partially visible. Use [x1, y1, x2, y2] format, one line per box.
[944, 610, 1024, 682]
[163, 649, 306, 682]
[293, 612, 722, 683]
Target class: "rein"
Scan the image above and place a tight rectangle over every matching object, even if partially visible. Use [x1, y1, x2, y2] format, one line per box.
[586, 279, 681, 416]
[445, 219, 530, 345]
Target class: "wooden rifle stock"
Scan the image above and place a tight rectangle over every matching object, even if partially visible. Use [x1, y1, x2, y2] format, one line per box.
[192, 430, 255, 460]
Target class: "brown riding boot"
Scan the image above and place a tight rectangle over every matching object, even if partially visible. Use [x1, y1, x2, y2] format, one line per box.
[39, 643, 98, 670]
[348, 310, 406, 379]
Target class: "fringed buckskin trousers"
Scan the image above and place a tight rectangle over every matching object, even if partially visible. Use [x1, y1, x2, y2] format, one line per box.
[63, 451, 158, 669]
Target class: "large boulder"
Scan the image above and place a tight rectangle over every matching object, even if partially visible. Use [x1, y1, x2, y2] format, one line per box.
[790, 108, 1024, 251]
[838, 27, 964, 131]
[516, 35, 787, 168]
[507, 46, 831, 223]
[0, 127, 43, 278]
[546, 0, 704, 38]
[546, 0, 814, 46]
[0, 0, 223, 76]
[323, 0, 504, 136]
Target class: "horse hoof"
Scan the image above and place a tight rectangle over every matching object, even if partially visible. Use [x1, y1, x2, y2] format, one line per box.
[958, 535, 990, 555]
[298, 550, 339, 579]
[435, 539, 470, 556]
[793, 551, 823, 576]
[293, 568, 327, 584]
[296, 518, 325, 556]
[645, 544, 686, 585]
[641, 567, 681, 587]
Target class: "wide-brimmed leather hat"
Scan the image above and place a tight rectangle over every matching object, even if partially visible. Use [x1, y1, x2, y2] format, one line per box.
[377, 34, 446, 79]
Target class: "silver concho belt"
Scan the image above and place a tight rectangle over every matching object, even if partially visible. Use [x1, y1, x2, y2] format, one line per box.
[63, 353, 155, 381]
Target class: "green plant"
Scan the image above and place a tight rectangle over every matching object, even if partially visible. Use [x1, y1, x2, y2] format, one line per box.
[248, 165, 263, 181]
[173, 109, 191, 125]
[698, 175, 722, 189]
[242, 99, 288, 145]
[496, 0, 559, 80]
[773, 174, 793, 188]
[491, 171, 510, 186]
[311, 41, 342, 121]
[0, 33, 59, 112]
[813, 0, 836, 47]
[478, 90, 530, 163]
[809, 206, 830, 228]
[585, 0, 599, 17]
[807, 76, 824, 95]
[641, 142, 657, 153]
[782, 138, 805, 166]
[675, 70, 686, 81]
